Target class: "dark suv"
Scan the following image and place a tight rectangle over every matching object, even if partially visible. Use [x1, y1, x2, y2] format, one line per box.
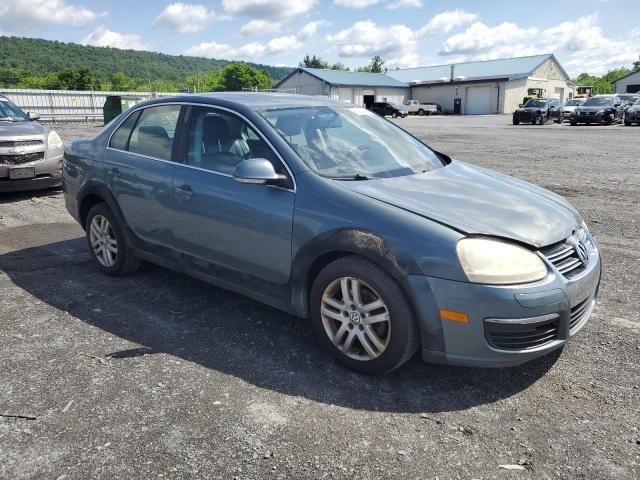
[570, 95, 624, 125]
[370, 102, 408, 118]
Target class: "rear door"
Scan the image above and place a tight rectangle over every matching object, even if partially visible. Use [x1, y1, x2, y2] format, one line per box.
[169, 105, 295, 284]
[104, 104, 182, 246]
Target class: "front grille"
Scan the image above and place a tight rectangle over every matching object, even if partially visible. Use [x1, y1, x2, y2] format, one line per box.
[486, 316, 560, 350]
[0, 139, 44, 148]
[0, 152, 45, 165]
[541, 228, 595, 279]
[570, 297, 593, 332]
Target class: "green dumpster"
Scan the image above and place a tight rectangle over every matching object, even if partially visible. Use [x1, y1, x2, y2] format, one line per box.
[103, 95, 141, 125]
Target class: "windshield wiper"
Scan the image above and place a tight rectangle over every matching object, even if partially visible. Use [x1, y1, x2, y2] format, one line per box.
[332, 173, 375, 181]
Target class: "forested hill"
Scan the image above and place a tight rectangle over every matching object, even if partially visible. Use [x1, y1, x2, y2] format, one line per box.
[0, 36, 292, 87]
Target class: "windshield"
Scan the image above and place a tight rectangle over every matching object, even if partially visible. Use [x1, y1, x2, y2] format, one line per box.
[565, 99, 583, 106]
[584, 97, 613, 106]
[391, 104, 404, 110]
[635, 99, 640, 105]
[261, 106, 444, 179]
[0, 98, 30, 122]
[524, 99, 547, 108]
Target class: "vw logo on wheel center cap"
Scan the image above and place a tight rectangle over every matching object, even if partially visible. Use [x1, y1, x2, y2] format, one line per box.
[349, 311, 362, 325]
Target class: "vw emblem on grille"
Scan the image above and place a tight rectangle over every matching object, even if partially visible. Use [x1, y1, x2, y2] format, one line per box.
[567, 230, 590, 266]
[575, 239, 589, 266]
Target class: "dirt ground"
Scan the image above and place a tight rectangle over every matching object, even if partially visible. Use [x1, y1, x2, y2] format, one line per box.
[0, 116, 638, 479]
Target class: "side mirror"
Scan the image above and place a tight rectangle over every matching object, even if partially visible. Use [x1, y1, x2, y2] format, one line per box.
[233, 158, 286, 185]
[28, 112, 40, 120]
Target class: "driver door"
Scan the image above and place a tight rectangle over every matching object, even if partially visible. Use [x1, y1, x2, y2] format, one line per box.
[168, 105, 295, 285]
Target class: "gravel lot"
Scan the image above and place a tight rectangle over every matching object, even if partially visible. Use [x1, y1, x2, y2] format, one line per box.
[1, 116, 638, 479]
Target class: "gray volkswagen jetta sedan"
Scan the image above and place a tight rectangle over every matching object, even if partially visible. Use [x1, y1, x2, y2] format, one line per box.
[63, 93, 601, 374]
[0, 94, 64, 192]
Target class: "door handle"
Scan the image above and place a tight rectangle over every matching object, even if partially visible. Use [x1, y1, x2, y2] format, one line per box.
[108, 167, 121, 178]
[174, 184, 194, 198]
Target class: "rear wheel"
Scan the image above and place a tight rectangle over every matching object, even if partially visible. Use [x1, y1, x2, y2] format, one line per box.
[418, 109, 425, 116]
[85, 203, 141, 276]
[310, 256, 419, 374]
[392, 112, 398, 118]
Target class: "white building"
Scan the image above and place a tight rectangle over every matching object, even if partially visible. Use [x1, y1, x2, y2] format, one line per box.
[388, 54, 573, 115]
[277, 54, 575, 115]
[613, 70, 640, 94]
[275, 67, 410, 108]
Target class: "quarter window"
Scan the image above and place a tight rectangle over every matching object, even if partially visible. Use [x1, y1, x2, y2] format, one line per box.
[127, 105, 181, 161]
[109, 110, 140, 150]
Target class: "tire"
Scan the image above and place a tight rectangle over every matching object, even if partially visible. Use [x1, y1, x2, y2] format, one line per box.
[624, 120, 632, 126]
[418, 109, 425, 116]
[570, 120, 577, 126]
[538, 115, 546, 125]
[310, 255, 420, 374]
[512, 118, 520, 125]
[85, 203, 142, 276]
[392, 112, 398, 118]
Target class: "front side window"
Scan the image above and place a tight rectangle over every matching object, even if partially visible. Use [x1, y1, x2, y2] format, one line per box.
[127, 105, 181, 161]
[185, 106, 281, 176]
[261, 106, 444, 179]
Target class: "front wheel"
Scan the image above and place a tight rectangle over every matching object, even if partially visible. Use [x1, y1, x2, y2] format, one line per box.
[392, 112, 398, 118]
[513, 117, 520, 125]
[418, 109, 425, 116]
[310, 256, 419, 374]
[85, 203, 142, 276]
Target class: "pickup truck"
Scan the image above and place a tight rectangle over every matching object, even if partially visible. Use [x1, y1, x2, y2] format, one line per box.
[403, 100, 439, 116]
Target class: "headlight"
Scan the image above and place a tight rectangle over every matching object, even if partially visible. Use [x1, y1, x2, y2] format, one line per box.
[47, 130, 63, 149]
[596, 109, 605, 115]
[456, 237, 548, 285]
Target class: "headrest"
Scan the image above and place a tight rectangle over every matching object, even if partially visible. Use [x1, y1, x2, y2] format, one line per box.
[275, 115, 302, 136]
[138, 125, 169, 139]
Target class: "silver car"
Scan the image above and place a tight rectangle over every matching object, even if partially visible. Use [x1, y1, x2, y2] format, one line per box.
[561, 98, 585, 121]
[0, 95, 63, 192]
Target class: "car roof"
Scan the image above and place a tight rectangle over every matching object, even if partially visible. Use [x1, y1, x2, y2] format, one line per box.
[143, 92, 353, 110]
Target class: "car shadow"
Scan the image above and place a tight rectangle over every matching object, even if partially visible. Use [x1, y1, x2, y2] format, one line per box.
[0, 230, 560, 414]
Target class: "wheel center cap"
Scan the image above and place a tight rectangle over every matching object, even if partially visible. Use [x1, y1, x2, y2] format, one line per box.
[349, 311, 361, 325]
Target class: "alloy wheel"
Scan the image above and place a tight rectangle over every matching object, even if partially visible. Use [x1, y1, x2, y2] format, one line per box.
[320, 277, 391, 361]
[89, 214, 118, 267]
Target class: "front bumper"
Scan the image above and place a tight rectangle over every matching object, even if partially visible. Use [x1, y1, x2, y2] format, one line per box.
[0, 152, 63, 192]
[572, 113, 608, 124]
[408, 246, 601, 368]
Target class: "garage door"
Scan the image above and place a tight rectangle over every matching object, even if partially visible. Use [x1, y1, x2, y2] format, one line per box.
[465, 86, 492, 115]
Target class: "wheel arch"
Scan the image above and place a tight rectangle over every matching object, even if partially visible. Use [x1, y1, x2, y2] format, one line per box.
[77, 183, 127, 232]
[290, 229, 420, 319]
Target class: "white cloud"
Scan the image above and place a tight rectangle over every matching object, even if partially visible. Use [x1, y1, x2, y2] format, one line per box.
[334, 0, 380, 8]
[0, 0, 103, 32]
[239, 19, 282, 36]
[186, 35, 302, 60]
[386, 0, 421, 8]
[418, 9, 478, 36]
[630, 27, 640, 39]
[222, 0, 317, 20]
[326, 20, 419, 68]
[297, 20, 327, 40]
[438, 14, 639, 76]
[154, 3, 218, 34]
[83, 26, 150, 51]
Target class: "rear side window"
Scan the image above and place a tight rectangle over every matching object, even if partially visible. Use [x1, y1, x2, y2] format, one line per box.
[127, 105, 181, 161]
[109, 110, 140, 150]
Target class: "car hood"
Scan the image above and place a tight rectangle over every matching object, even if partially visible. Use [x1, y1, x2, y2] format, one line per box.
[339, 161, 581, 248]
[518, 107, 544, 113]
[0, 120, 48, 138]
[576, 106, 612, 113]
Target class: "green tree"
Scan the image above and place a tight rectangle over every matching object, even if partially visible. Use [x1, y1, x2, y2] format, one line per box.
[633, 54, 640, 73]
[220, 63, 272, 91]
[357, 56, 385, 73]
[300, 54, 329, 69]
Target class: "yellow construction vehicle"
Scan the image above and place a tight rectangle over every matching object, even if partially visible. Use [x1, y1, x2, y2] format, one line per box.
[575, 86, 594, 98]
[519, 88, 544, 107]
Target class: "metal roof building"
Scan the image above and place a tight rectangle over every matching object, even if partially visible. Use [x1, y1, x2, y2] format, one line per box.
[613, 70, 640, 94]
[275, 67, 410, 108]
[276, 55, 574, 115]
[386, 54, 574, 115]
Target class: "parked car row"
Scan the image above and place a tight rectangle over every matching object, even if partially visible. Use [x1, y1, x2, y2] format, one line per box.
[513, 94, 640, 126]
[369, 100, 443, 119]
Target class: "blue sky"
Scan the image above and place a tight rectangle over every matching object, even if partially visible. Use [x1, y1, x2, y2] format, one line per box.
[0, 0, 638, 76]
